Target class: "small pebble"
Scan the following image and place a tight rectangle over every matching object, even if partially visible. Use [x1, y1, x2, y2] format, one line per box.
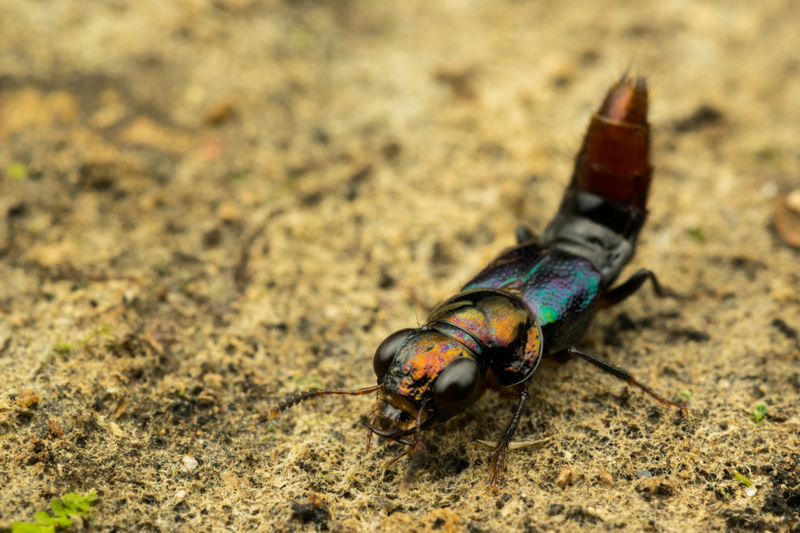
[786, 189, 800, 212]
[641, 477, 675, 496]
[774, 190, 800, 249]
[637, 469, 653, 479]
[109, 421, 125, 438]
[202, 373, 224, 389]
[15, 389, 39, 408]
[183, 456, 199, 472]
[217, 202, 241, 224]
[596, 465, 613, 485]
[195, 391, 216, 407]
[556, 466, 578, 487]
[48, 419, 64, 438]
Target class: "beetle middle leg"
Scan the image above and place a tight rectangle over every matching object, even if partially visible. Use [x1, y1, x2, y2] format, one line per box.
[489, 383, 529, 490]
[596, 268, 682, 309]
[515, 225, 537, 244]
[559, 347, 686, 413]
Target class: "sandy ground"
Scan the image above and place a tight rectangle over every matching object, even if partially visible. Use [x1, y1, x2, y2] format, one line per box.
[2, 1, 800, 531]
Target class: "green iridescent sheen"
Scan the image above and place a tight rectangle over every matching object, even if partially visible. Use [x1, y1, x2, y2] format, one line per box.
[463, 246, 602, 342]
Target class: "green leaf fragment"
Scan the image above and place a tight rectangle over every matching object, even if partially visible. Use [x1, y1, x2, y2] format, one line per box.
[750, 146, 780, 162]
[753, 401, 768, 423]
[734, 470, 753, 487]
[12, 491, 96, 533]
[688, 227, 705, 242]
[7, 162, 28, 180]
[52, 342, 72, 356]
[289, 28, 311, 50]
[50, 499, 65, 517]
[62, 494, 80, 512]
[62, 491, 96, 515]
[34, 512, 56, 526]
[11, 522, 54, 533]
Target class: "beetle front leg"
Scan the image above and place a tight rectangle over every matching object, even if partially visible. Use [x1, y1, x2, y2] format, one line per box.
[488, 383, 529, 490]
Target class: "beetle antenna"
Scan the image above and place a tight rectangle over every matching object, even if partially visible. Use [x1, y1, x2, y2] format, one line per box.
[400, 407, 426, 492]
[269, 383, 383, 419]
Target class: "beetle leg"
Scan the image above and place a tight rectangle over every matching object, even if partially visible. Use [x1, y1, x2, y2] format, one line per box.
[597, 268, 683, 309]
[564, 347, 687, 413]
[400, 408, 426, 493]
[488, 384, 529, 490]
[366, 408, 380, 453]
[515, 225, 537, 244]
[385, 447, 411, 469]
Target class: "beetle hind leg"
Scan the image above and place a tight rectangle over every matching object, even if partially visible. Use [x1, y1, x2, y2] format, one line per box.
[563, 347, 687, 413]
[488, 384, 529, 490]
[597, 268, 683, 309]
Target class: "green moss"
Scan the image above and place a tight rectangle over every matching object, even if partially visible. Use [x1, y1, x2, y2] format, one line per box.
[749, 146, 781, 163]
[687, 227, 705, 242]
[7, 162, 28, 180]
[289, 28, 312, 51]
[80, 325, 112, 345]
[52, 342, 73, 357]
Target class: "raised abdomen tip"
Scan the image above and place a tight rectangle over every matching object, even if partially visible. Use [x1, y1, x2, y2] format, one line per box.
[598, 76, 648, 126]
[572, 75, 652, 210]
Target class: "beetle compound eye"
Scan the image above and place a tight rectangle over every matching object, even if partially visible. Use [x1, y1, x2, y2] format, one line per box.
[373, 329, 415, 381]
[432, 357, 481, 419]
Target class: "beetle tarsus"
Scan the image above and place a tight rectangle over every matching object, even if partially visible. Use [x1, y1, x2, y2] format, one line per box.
[399, 406, 427, 493]
[399, 441, 425, 493]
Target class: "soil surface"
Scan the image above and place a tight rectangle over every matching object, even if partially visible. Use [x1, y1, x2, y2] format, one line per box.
[2, 1, 800, 532]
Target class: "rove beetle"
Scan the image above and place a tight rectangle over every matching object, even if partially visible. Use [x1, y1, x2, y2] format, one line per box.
[270, 75, 687, 491]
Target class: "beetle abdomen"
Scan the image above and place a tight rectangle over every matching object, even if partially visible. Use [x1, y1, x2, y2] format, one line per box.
[541, 75, 652, 286]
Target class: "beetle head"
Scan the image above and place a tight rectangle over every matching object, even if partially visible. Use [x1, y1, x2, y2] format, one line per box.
[366, 327, 483, 488]
[369, 328, 482, 434]
[269, 327, 483, 491]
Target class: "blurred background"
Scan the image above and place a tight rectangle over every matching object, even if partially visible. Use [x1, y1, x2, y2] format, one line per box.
[1, 1, 799, 531]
